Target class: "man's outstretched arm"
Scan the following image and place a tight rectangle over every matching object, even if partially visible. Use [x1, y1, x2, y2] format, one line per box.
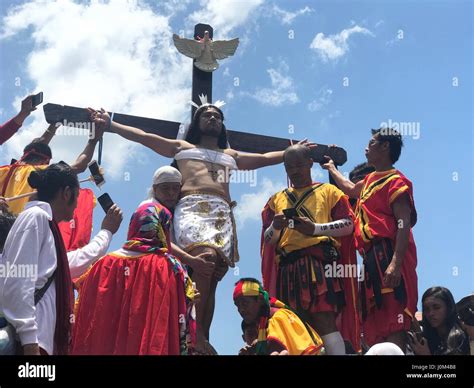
[234, 150, 284, 170]
[88, 108, 187, 158]
[234, 139, 316, 170]
[321, 156, 364, 199]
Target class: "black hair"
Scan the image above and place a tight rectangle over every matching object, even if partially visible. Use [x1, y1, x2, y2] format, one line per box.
[456, 295, 474, 326]
[235, 277, 263, 287]
[27, 162, 79, 203]
[0, 211, 16, 252]
[421, 287, 470, 355]
[371, 128, 403, 164]
[349, 162, 375, 184]
[283, 144, 312, 163]
[185, 105, 229, 149]
[22, 142, 52, 164]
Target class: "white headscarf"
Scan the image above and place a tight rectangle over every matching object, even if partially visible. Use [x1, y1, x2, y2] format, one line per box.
[147, 166, 182, 199]
[152, 166, 182, 185]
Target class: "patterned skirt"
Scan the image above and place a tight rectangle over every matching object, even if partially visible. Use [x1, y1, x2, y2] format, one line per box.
[173, 192, 239, 267]
[276, 242, 346, 315]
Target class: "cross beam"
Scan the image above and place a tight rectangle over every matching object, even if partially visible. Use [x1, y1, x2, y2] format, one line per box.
[43, 103, 347, 165]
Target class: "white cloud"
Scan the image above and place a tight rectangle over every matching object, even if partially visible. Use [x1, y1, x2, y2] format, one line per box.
[375, 20, 384, 28]
[244, 61, 299, 107]
[310, 25, 374, 62]
[157, 0, 194, 17]
[234, 177, 285, 227]
[307, 88, 333, 112]
[0, 1, 197, 177]
[271, 5, 314, 25]
[187, 0, 264, 39]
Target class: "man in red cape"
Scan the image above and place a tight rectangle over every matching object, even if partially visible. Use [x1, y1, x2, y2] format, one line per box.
[353, 128, 418, 352]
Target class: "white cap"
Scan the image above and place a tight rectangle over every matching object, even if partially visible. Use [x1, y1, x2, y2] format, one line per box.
[365, 342, 405, 355]
[152, 166, 182, 185]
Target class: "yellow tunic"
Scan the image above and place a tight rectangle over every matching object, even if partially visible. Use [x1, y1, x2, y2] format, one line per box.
[268, 183, 347, 253]
[0, 164, 48, 214]
[266, 308, 323, 355]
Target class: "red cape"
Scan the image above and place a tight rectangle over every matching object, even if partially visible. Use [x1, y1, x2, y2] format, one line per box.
[59, 188, 95, 251]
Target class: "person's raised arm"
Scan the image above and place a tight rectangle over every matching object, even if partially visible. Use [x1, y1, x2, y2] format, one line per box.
[0, 95, 36, 145]
[321, 156, 363, 199]
[13, 95, 36, 127]
[67, 205, 123, 278]
[88, 108, 186, 158]
[69, 118, 106, 174]
[31, 123, 59, 145]
[234, 139, 316, 170]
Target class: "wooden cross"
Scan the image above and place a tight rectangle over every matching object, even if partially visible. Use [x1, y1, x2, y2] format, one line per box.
[43, 23, 348, 171]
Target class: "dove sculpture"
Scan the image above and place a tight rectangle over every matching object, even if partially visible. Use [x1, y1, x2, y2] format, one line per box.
[173, 31, 239, 72]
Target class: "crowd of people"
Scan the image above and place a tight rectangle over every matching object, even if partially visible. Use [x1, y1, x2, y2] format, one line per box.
[0, 94, 472, 356]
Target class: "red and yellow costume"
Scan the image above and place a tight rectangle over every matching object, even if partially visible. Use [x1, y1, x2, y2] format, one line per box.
[0, 161, 95, 251]
[233, 280, 323, 355]
[71, 200, 196, 355]
[354, 169, 418, 346]
[261, 182, 360, 351]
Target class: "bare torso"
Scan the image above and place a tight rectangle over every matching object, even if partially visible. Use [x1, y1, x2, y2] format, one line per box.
[176, 147, 238, 202]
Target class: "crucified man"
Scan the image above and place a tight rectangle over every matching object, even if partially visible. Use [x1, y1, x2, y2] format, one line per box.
[88, 103, 315, 355]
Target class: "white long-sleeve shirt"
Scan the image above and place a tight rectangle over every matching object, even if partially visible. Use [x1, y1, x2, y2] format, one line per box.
[0, 201, 112, 355]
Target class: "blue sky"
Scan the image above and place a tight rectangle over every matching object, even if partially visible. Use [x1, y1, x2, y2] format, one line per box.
[0, 0, 472, 355]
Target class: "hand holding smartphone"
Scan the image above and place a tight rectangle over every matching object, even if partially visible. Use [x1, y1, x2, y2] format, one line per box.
[283, 208, 301, 224]
[407, 330, 423, 343]
[97, 193, 115, 213]
[31, 92, 43, 108]
[88, 160, 105, 188]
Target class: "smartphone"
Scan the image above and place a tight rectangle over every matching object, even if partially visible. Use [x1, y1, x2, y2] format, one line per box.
[283, 208, 301, 224]
[88, 160, 105, 188]
[283, 208, 298, 218]
[97, 193, 115, 213]
[31, 92, 43, 108]
[407, 330, 423, 343]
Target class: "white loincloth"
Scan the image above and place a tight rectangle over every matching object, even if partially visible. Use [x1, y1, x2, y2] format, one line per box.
[173, 193, 239, 267]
